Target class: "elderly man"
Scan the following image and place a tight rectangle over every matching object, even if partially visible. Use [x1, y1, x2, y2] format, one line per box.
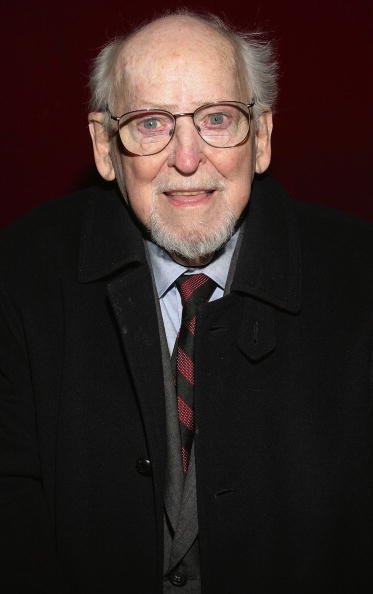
[0, 9, 372, 594]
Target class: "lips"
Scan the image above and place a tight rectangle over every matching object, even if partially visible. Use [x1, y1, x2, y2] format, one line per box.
[165, 189, 213, 196]
[166, 190, 208, 196]
[164, 189, 214, 206]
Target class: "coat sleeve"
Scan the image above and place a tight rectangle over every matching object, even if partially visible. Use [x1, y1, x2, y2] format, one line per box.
[0, 285, 68, 593]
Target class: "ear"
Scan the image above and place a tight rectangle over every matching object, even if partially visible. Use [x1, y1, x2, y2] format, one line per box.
[254, 111, 273, 174]
[88, 112, 116, 181]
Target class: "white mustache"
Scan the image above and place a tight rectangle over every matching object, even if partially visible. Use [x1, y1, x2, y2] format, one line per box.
[155, 177, 225, 194]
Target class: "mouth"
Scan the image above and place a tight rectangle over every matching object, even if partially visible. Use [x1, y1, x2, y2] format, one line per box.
[163, 189, 215, 206]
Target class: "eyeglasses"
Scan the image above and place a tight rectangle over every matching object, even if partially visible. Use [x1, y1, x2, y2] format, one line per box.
[108, 100, 255, 156]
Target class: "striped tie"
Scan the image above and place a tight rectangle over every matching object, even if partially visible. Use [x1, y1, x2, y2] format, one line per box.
[174, 273, 216, 473]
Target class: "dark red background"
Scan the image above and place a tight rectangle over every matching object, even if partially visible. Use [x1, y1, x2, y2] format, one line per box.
[2, 0, 372, 228]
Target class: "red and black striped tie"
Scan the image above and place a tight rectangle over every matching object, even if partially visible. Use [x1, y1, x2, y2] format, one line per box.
[174, 273, 216, 474]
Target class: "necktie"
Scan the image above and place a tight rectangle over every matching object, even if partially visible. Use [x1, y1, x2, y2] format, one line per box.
[174, 273, 216, 474]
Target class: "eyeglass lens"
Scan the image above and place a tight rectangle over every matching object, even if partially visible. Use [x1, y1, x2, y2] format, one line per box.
[117, 103, 251, 155]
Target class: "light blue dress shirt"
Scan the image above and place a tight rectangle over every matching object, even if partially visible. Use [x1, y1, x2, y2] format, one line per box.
[146, 232, 239, 355]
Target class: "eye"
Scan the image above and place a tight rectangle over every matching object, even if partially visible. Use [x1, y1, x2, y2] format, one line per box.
[134, 114, 173, 138]
[198, 110, 231, 130]
[140, 117, 162, 130]
[208, 113, 225, 125]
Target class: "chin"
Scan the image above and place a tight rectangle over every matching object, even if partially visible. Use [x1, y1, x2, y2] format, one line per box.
[149, 209, 237, 262]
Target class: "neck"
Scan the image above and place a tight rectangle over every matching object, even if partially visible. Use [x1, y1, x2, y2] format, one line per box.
[170, 252, 214, 268]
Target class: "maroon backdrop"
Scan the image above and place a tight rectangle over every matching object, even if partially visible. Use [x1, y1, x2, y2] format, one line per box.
[1, 0, 372, 228]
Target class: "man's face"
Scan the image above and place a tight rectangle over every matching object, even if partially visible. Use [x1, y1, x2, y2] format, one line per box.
[92, 17, 272, 265]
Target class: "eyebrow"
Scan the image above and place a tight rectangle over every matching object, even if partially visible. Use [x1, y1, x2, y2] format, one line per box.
[128, 99, 233, 112]
[129, 102, 179, 112]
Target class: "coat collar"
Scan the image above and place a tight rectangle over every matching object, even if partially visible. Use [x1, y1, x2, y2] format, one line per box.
[231, 174, 302, 313]
[78, 176, 301, 313]
[78, 184, 147, 283]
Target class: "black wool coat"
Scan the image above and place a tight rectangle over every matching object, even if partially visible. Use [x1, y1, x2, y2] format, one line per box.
[0, 175, 372, 593]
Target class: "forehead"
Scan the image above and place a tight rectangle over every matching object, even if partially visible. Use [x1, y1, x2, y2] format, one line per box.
[115, 16, 243, 110]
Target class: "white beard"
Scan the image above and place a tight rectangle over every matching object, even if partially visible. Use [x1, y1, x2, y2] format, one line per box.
[148, 197, 237, 261]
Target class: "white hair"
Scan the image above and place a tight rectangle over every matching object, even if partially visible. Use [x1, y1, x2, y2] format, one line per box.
[89, 9, 278, 129]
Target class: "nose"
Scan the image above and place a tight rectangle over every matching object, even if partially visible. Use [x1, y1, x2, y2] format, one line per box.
[167, 115, 206, 174]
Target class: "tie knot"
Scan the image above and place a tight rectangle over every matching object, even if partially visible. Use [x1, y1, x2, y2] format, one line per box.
[175, 273, 216, 308]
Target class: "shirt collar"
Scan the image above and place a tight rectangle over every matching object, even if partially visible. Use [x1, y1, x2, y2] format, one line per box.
[145, 230, 240, 299]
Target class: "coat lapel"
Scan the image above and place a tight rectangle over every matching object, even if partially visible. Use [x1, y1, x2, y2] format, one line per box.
[78, 185, 166, 503]
[231, 175, 302, 314]
[106, 268, 166, 490]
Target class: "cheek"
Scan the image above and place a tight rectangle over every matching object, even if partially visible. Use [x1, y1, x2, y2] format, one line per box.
[213, 148, 254, 213]
[212, 141, 254, 181]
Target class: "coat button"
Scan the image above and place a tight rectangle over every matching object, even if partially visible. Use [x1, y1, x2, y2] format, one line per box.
[136, 457, 152, 476]
[168, 571, 187, 586]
